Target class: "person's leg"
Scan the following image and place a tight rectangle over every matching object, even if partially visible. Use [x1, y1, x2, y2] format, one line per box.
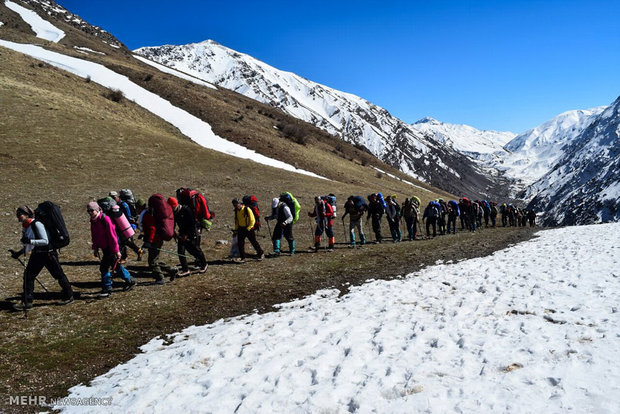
[44, 251, 73, 300]
[23, 252, 46, 304]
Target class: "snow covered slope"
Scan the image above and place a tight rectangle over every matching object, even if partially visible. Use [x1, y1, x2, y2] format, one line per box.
[134, 40, 507, 199]
[527, 97, 620, 225]
[57, 222, 620, 413]
[411, 117, 515, 160]
[500, 107, 606, 188]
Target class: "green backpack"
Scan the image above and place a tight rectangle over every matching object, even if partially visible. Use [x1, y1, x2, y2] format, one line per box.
[281, 192, 301, 223]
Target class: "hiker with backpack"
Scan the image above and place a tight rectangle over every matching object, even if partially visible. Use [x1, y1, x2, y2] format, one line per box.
[232, 198, 265, 262]
[366, 193, 384, 243]
[10, 205, 74, 310]
[308, 196, 335, 251]
[385, 195, 402, 242]
[490, 202, 498, 227]
[265, 196, 295, 256]
[401, 197, 419, 241]
[341, 196, 368, 247]
[422, 201, 440, 238]
[88, 201, 135, 297]
[527, 209, 536, 227]
[168, 197, 208, 277]
[447, 200, 460, 235]
[437, 199, 448, 235]
[109, 190, 142, 262]
[142, 194, 176, 284]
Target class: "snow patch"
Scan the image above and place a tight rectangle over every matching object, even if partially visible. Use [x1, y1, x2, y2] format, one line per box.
[133, 55, 216, 90]
[5, 0, 65, 43]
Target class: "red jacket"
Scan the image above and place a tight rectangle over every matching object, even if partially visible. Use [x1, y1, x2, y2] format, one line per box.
[142, 212, 163, 244]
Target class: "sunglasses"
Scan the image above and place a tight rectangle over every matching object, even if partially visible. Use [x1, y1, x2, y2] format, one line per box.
[87, 209, 96, 213]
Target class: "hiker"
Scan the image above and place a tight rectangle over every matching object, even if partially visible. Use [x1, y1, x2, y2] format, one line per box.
[168, 197, 208, 277]
[423, 201, 440, 237]
[109, 191, 142, 262]
[385, 195, 402, 242]
[402, 197, 419, 241]
[10, 206, 74, 310]
[367, 193, 384, 243]
[490, 202, 498, 227]
[265, 196, 295, 256]
[341, 195, 367, 247]
[527, 209, 536, 227]
[142, 194, 175, 284]
[135, 198, 147, 232]
[447, 200, 460, 235]
[308, 196, 335, 251]
[500, 203, 508, 227]
[88, 201, 135, 297]
[232, 198, 265, 262]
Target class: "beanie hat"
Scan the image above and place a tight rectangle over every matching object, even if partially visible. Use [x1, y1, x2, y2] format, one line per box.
[136, 198, 146, 208]
[16, 205, 34, 218]
[167, 197, 179, 209]
[109, 191, 118, 198]
[87, 201, 101, 212]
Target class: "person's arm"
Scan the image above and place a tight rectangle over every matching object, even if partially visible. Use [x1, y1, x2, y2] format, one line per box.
[245, 207, 256, 230]
[28, 221, 49, 247]
[281, 205, 293, 226]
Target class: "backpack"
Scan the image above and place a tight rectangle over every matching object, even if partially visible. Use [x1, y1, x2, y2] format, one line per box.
[377, 193, 387, 210]
[148, 194, 174, 241]
[410, 196, 421, 208]
[34, 201, 70, 249]
[448, 200, 460, 216]
[281, 192, 301, 223]
[351, 195, 368, 212]
[177, 187, 215, 222]
[242, 195, 261, 230]
[321, 194, 337, 218]
[97, 196, 117, 215]
[119, 189, 137, 218]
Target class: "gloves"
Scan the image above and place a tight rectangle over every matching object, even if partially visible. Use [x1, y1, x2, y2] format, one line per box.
[9, 249, 21, 259]
[20, 235, 31, 245]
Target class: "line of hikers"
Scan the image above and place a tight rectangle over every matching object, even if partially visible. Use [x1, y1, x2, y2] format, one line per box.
[8, 189, 535, 311]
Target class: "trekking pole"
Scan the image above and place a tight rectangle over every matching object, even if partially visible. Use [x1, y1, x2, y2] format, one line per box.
[342, 220, 347, 243]
[266, 219, 273, 239]
[155, 246, 194, 259]
[12, 254, 49, 292]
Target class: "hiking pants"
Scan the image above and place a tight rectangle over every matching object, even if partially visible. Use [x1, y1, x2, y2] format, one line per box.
[100, 248, 132, 289]
[484, 213, 489, 228]
[178, 235, 207, 271]
[371, 215, 382, 242]
[491, 215, 497, 227]
[501, 214, 507, 227]
[404, 216, 416, 240]
[425, 217, 437, 237]
[273, 222, 294, 243]
[388, 219, 401, 242]
[437, 215, 446, 235]
[148, 241, 171, 280]
[460, 215, 466, 230]
[238, 227, 264, 260]
[447, 214, 457, 234]
[348, 218, 365, 244]
[23, 250, 73, 303]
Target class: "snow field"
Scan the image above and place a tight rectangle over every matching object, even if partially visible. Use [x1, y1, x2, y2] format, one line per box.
[58, 223, 620, 413]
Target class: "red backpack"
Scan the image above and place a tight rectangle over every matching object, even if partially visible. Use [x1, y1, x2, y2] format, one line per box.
[177, 188, 215, 221]
[242, 195, 260, 230]
[148, 194, 174, 241]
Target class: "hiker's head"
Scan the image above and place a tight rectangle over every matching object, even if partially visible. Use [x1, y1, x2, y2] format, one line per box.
[167, 197, 179, 210]
[86, 201, 101, 218]
[15, 206, 34, 222]
[108, 191, 119, 201]
[232, 198, 242, 210]
[272, 198, 279, 209]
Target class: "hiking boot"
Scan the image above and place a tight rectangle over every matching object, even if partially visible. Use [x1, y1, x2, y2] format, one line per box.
[119, 259, 128, 265]
[136, 248, 143, 261]
[233, 257, 245, 263]
[154, 276, 165, 285]
[12, 301, 33, 311]
[257, 253, 265, 261]
[198, 264, 208, 274]
[123, 279, 136, 292]
[56, 296, 74, 306]
[177, 270, 191, 277]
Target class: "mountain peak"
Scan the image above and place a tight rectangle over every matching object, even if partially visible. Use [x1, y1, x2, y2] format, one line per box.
[414, 117, 441, 125]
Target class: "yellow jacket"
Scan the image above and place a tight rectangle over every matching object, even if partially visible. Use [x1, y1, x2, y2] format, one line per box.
[234, 206, 256, 230]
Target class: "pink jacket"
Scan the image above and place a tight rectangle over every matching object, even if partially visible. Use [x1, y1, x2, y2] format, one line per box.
[90, 212, 119, 253]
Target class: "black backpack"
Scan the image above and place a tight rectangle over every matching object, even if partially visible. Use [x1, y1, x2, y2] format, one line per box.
[34, 201, 70, 249]
[97, 196, 117, 215]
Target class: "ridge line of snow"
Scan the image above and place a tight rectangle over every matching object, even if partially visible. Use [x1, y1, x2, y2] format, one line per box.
[133, 54, 217, 90]
[0, 40, 327, 180]
[5, 0, 65, 43]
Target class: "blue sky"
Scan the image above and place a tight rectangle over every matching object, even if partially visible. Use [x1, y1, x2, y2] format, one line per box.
[62, 0, 619, 133]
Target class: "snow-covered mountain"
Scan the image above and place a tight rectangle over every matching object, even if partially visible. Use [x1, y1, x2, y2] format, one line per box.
[499, 107, 607, 189]
[410, 117, 515, 160]
[134, 40, 508, 199]
[527, 96, 620, 226]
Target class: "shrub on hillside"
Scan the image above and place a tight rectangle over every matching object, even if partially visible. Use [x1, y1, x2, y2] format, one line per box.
[277, 122, 308, 145]
[103, 88, 124, 103]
